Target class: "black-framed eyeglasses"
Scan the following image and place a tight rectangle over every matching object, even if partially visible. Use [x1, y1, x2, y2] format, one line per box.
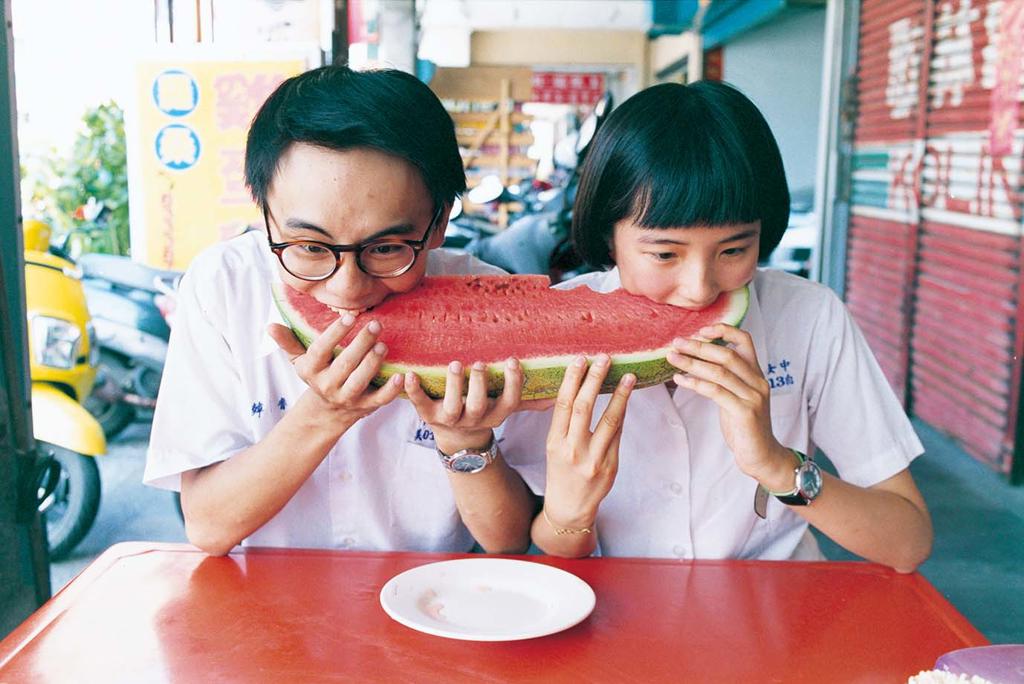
[266, 204, 443, 281]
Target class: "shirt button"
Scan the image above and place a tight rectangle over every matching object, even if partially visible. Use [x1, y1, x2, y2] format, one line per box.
[668, 417, 683, 428]
[341, 537, 355, 548]
[338, 471, 352, 482]
[672, 545, 687, 558]
[669, 482, 683, 495]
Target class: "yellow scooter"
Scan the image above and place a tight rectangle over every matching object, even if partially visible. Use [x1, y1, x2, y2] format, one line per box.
[23, 218, 106, 560]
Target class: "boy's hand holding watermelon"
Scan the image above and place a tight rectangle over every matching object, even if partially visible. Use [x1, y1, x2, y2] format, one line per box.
[268, 314, 404, 429]
[403, 357, 530, 456]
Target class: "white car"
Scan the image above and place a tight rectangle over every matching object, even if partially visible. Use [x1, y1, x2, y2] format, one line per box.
[763, 189, 818, 279]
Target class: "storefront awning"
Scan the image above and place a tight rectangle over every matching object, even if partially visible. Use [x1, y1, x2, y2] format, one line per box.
[650, 0, 788, 49]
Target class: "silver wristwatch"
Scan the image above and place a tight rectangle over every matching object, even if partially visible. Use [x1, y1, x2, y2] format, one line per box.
[770, 450, 823, 506]
[436, 437, 499, 474]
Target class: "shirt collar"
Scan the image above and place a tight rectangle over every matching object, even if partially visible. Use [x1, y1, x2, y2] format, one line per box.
[741, 271, 769, 374]
[257, 240, 288, 359]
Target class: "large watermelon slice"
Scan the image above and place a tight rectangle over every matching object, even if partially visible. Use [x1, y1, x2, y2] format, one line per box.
[271, 275, 749, 399]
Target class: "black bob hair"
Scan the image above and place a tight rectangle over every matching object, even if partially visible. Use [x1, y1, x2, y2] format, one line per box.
[245, 65, 466, 212]
[572, 80, 790, 268]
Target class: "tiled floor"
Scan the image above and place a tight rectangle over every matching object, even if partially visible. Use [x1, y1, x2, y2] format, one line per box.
[815, 418, 1024, 644]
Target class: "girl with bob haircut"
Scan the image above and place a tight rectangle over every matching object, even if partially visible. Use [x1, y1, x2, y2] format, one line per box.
[501, 81, 933, 572]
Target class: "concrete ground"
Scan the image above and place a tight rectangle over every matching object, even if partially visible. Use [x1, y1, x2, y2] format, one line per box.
[815, 418, 1024, 644]
[49, 421, 185, 590]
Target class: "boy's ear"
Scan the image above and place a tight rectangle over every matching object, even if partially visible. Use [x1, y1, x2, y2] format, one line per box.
[427, 204, 449, 249]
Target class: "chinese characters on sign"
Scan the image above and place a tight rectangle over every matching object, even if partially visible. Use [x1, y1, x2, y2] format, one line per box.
[152, 69, 200, 117]
[988, 0, 1024, 156]
[865, 0, 1024, 234]
[531, 72, 605, 105]
[152, 70, 202, 171]
[930, 0, 981, 110]
[135, 57, 306, 270]
[886, 17, 923, 121]
[155, 124, 201, 171]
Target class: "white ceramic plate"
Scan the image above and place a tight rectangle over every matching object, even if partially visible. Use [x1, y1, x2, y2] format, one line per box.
[379, 558, 596, 641]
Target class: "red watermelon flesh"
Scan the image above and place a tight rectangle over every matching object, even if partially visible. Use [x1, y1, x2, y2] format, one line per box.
[272, 275, 749, 399]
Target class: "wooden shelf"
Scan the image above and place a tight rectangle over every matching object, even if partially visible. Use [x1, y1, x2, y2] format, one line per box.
[444, 77, 538, 228]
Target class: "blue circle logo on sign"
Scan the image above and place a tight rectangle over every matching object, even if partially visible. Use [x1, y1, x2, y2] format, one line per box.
[152, 69, 199, 117]
[155, 124, 201, 170]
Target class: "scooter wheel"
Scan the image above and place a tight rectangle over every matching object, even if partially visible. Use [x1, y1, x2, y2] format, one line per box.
[84, 392, 135, 441]
[37, 444, 101, 561]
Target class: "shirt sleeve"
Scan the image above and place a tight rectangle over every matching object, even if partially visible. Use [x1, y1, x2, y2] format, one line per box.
[497, 408, 552, 496]
[805, 290, 924, 487]
[143, 257, 252, 491]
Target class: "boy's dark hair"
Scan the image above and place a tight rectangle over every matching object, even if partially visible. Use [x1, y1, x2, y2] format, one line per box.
[245, 65, 466, 212]
[572, 81, 790, 268]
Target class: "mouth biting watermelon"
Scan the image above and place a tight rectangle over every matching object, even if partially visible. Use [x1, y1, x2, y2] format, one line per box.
[271, 275, 749, 399]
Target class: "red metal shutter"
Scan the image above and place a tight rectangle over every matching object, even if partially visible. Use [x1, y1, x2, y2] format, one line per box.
[912, 0, 1024, 475]
[848, 0, 931, 402]
[847, 0, 1024, 479]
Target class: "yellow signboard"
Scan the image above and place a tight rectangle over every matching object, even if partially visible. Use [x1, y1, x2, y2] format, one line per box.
[130, 54, 310, 270]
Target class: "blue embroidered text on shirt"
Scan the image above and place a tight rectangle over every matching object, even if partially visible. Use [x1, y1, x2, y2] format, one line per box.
[410, 420, 436, 447]
[251, 401, 264, 417]
[766, 359, 795, 390]
[278, 397, 287, 411]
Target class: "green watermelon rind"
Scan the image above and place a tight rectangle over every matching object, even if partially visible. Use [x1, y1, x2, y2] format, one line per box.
[271, 282, 749, 400]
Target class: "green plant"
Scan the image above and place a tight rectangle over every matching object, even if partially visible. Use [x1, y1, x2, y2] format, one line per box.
[24, 101, 130, 256]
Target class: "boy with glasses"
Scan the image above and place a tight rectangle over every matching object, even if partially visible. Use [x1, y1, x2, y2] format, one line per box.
[144, 66, 539, 556]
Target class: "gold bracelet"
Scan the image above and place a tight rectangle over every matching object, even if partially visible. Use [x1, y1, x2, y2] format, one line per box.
[542, 508, 593, 536]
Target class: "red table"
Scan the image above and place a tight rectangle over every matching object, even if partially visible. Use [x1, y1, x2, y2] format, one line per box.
[0, 542, 987, 683]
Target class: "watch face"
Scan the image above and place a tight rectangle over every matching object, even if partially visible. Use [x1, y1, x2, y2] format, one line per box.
[451, 454, 488, 474]
[798, 461, 823, 500]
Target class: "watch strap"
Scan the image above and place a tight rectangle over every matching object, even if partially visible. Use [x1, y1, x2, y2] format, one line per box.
[771, 449, 821, 506]
[767, 449, 806, 498]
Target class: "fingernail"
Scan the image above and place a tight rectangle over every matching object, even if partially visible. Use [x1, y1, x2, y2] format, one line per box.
[472, 361, 486, 372]
[405, 372, 416, 384]
[374, 342, 387, 355]
[392, 374, 403, 385]
[449, 360, 462, 373]
[699, 326, 715, 336]
[574, 355, 587, 367]
[622, 373, 636, 387]
[368, 320, 381, 334]
[594, 354, 610, 367]
[505, 357, 519, 370]
[341, 313, 355, 326]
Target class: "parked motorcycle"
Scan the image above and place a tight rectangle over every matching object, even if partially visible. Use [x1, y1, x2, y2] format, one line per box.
[445, 92, 613, 282]
[48, 200, 182, 439]
[77, 251, 181, 436]
[22, 218, 107, 560]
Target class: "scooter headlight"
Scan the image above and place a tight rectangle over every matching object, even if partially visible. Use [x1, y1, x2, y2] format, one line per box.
[30, 315, 82, 369]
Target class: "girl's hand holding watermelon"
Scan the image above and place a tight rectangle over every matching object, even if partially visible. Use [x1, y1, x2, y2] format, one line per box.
[532, 354, 636, 557]
[667, 324, 797, 493]
[268, 313, 404, 426]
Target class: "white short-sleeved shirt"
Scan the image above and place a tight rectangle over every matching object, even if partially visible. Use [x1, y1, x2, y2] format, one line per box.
[499, 267, 924, 561]
[143, 231, 504, 552]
